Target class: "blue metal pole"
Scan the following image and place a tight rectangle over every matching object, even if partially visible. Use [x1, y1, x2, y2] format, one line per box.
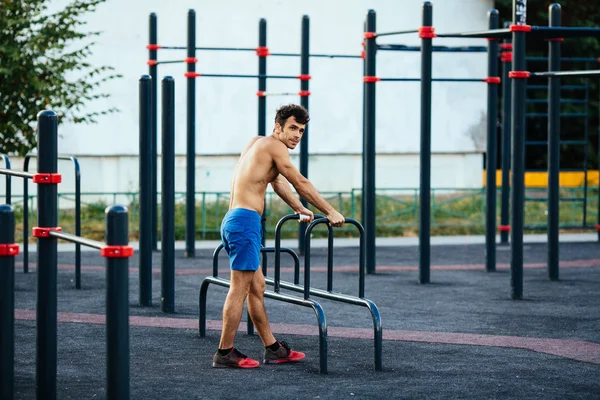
[185, 9, 197, 258]
[485, 10, 500, 273]
[35, 110, 59, 399]
[149, 13, 159, 251]
[0, 205, 15, 399]
[298, 15, 310, 255]
[139, 75, 153, 306]
[419, 2, 434, 284]
[500, 30, 513, 245]
[161, 77, 176, 313]
[510, 0, 528, 300]
[547, 3, 561, 281]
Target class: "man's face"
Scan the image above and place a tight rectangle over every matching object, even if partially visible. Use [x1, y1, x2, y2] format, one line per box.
[276, 116, 305, 150]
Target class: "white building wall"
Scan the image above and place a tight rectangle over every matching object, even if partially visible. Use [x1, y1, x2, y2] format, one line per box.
[3, 0, 495, 202]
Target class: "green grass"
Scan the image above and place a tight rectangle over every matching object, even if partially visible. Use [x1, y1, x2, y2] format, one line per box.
[4, 188, 598, 242]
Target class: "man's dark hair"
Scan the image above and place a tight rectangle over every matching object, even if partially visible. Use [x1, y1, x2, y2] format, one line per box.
[275, 104, 310, 127]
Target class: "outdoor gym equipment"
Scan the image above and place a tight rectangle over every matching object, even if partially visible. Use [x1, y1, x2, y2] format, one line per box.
[199, 214, 382, 374]
[419, 1, 600, 298]
[0, 111, 132, 400]
[361, 5, 501, 279]
[146, 11, 362, 260]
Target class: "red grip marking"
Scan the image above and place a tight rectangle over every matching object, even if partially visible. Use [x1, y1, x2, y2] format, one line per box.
[509, 71, 531, 79]
[484, 77, 501, 84]
[419, 26, 436, 39]
[0, 244, 19, 256]
[499, 225, 511, 232]
[32, 227, 62, 238]
[298, 90, 311, 97]
[33, 173, 62, 184]
[146, 44, 161, 50]
[101, 246, 134, 258]
[363, 76, 380, 83]
[364, 32, 376, 39]
[510, 25, 531, 32]
[185, 72, 201, 78]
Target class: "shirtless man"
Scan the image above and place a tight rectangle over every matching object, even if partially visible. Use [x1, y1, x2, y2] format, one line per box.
[212, 104, 345, 368]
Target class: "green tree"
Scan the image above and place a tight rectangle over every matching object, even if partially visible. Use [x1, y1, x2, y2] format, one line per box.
[0, 0, 121, 156]
[494, 0, 600, 172]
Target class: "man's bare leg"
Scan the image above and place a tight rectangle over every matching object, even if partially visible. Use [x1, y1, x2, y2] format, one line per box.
[247, 268, 277, 346]
[218, 270, 254, 349]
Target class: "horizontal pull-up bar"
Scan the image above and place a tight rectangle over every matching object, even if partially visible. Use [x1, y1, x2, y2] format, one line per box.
[436, 25, 600, 40]
[527, 56, 600, 63]
[365, 29, 419, 38]
[185, 72, 311, 80]
[370, 77, 499, 83]
[527, 84, 586, 90]
[49, 230, 104, 250]
[0, 168, 35, 180]
[531, 69, 600, 78]
[377, 44, 487, 52]
[147, 44, 361, 59]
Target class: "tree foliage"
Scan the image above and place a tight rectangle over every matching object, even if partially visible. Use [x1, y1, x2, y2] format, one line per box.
[0, 0, 121, 156]
[494, 0, 600, 171]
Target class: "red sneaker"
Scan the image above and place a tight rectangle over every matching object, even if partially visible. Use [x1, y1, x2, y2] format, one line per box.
[263, 341, 306, 364]
[213, 348, 260, 369]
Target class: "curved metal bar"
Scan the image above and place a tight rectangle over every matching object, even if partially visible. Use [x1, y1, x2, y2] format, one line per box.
[198, 276, 329, 374]
[260, 247, 300, 285]
[0, 155, 11, 204]
[303, 217, 329, 299]
[212, 243, 224, 277]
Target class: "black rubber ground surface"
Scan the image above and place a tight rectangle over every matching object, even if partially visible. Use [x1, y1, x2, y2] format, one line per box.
[11, 240, 600, 399]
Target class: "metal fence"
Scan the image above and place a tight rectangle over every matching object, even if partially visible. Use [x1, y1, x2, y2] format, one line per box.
[2, 187, 597, 241]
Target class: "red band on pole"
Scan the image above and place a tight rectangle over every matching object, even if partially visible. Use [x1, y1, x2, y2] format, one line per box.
[146, 44, 161, 50]
[298, 90, 311, 97]
[363, 76, 380, 83]
[484, 77, 501, 84]
[0, 244, 19, 257]
[32, 227, 63, 238]
[256, 46, 269, 57]
[510, 24, 532, 32]
[500, 52, 513, 63]
[147, 60, 158, 66]
[500, 43, 513, 50]
[596, 224, 600, 231]
[498, 225, 511, 232]
[419, 26, 436, 39]
[546, 38, 564, 42]
[509, 71, 531, 79]
[297, 74, 311, 81]
[364, 32, 376, 39]
[256, 91, 267, 97]
[33, 173, 62, 184]
[485, 38, 497, 41]
[101, 246, 134, 258]
[184, 57, 198, 64]
[185, 72, 201, 78]
[360, 50, 366, 59]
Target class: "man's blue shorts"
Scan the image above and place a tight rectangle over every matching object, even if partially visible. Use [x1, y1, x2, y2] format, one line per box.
[220, 208, 263, 271]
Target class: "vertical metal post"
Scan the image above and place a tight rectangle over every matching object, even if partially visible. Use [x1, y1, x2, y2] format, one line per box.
[500, 29, 513, 245]
[23, 177, 29, 273]
[139, 75, 153, 306]
[583, 71, 589, 227]
[0, 205, 15, 400]
[75, 163, 81, 289]
[485, 10, 500, 273]
[547, 3, 561, 281]
[0, 156, 11, 205]
[363, 9, 376, 275]
[419, 2, 433, 284]
[161, 77, 176, 313]
[510, 0, 528, 300]
[251, 18, 268, 337]
[185, 10, 197, 258]
[361, 19, 367, 228]
[105, 205, 130, 400]
[36, 110, 59, 399]
[258, 19, 267, 139]
[298, 15, 310, 254]
[149, 13, 159, 251]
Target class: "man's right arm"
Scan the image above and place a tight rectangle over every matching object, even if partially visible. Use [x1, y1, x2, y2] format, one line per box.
[269, 141, 344, 226]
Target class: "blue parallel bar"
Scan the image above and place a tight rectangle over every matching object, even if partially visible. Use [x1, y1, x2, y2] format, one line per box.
[199, 73, 299, 79]
[270, 52, 362, 59]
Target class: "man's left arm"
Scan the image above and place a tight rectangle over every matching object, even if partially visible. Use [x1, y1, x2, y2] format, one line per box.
[270, 175, 313, 220]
